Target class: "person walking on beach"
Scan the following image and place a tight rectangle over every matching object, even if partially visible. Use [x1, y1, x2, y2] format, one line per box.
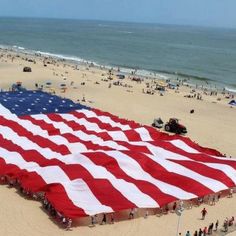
[201, 208, 207, 220]
[193, 231, 198, 236]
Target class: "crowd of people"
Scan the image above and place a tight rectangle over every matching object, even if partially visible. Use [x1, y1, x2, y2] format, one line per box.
[180, 215, 235, 235]
[0, 176, 73, 230]
[0, 173, 235, 232]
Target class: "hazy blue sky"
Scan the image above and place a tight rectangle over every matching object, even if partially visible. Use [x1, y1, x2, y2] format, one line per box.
[0, 0, 235, 28]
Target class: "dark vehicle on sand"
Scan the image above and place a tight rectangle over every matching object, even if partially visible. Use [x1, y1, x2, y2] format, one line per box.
[164, 118, 187, 134]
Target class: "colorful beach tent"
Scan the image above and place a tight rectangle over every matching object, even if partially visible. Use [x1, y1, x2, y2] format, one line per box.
[0, 90, 235, 219]
[229, 100, 236, 106]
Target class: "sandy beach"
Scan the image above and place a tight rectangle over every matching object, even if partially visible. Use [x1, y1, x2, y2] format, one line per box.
[0, 49, 236, 236]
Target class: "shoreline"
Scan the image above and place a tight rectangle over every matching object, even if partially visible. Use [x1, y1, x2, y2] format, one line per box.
[1, 44, 236, 93]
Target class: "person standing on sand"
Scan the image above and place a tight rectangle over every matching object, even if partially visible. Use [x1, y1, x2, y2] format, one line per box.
[201, 208, 207, 220]
[215, 219, 219, 231]
[207, 224, 211, 235]
[173, 202, 177, 212]
[193, 231, 198, 236]
[223, 218, 228, 232]
[185, 230, 191, 236]
[229, 188, 233, 198]
[91, 216, 95, 226]
[101, 213, 107, 225]
[229, 216, 234, 226]
[209, 222, 214, 234]
[144, 210, 148, 218]
[203, 226, 207, 236]
[110, 213, 114, 224]
[66, 218, 72, 230]
[211, 195, 216, 205]
[129, 208, 135, 219]
[164, 204, 169, 214]
[197, 197, 203, 206]
[198, 228, 203, 236]
[94, 214, 98, 224]
[62, 217, 67, 226]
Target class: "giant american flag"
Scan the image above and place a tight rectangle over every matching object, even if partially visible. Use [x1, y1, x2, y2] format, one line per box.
[0, 90, 235, 219]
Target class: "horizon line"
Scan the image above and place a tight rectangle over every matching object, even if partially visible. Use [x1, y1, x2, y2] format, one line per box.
[0, 15, 236, 31]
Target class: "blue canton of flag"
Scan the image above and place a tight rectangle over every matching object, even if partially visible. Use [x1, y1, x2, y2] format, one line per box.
[0, 90, 90, 116]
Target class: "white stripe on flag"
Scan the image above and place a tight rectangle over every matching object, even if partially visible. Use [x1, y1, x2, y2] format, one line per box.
[106, 150, 197, 200]
[78, 109, 131, 130]
[147, 154, 228, 192]
[168, 139, 200, 154]
[202, 163, 236, 185]
[64, 153, 159, 208]
[0, 147, 113, 215]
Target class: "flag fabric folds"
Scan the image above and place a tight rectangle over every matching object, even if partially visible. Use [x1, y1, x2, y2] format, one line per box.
[0, 90, 235, 219]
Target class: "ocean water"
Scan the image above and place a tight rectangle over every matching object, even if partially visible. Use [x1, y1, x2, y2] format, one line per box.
[0, 17, 236, 90]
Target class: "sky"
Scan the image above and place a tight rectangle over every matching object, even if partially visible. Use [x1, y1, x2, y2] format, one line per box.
[0, 0, 236, 28]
